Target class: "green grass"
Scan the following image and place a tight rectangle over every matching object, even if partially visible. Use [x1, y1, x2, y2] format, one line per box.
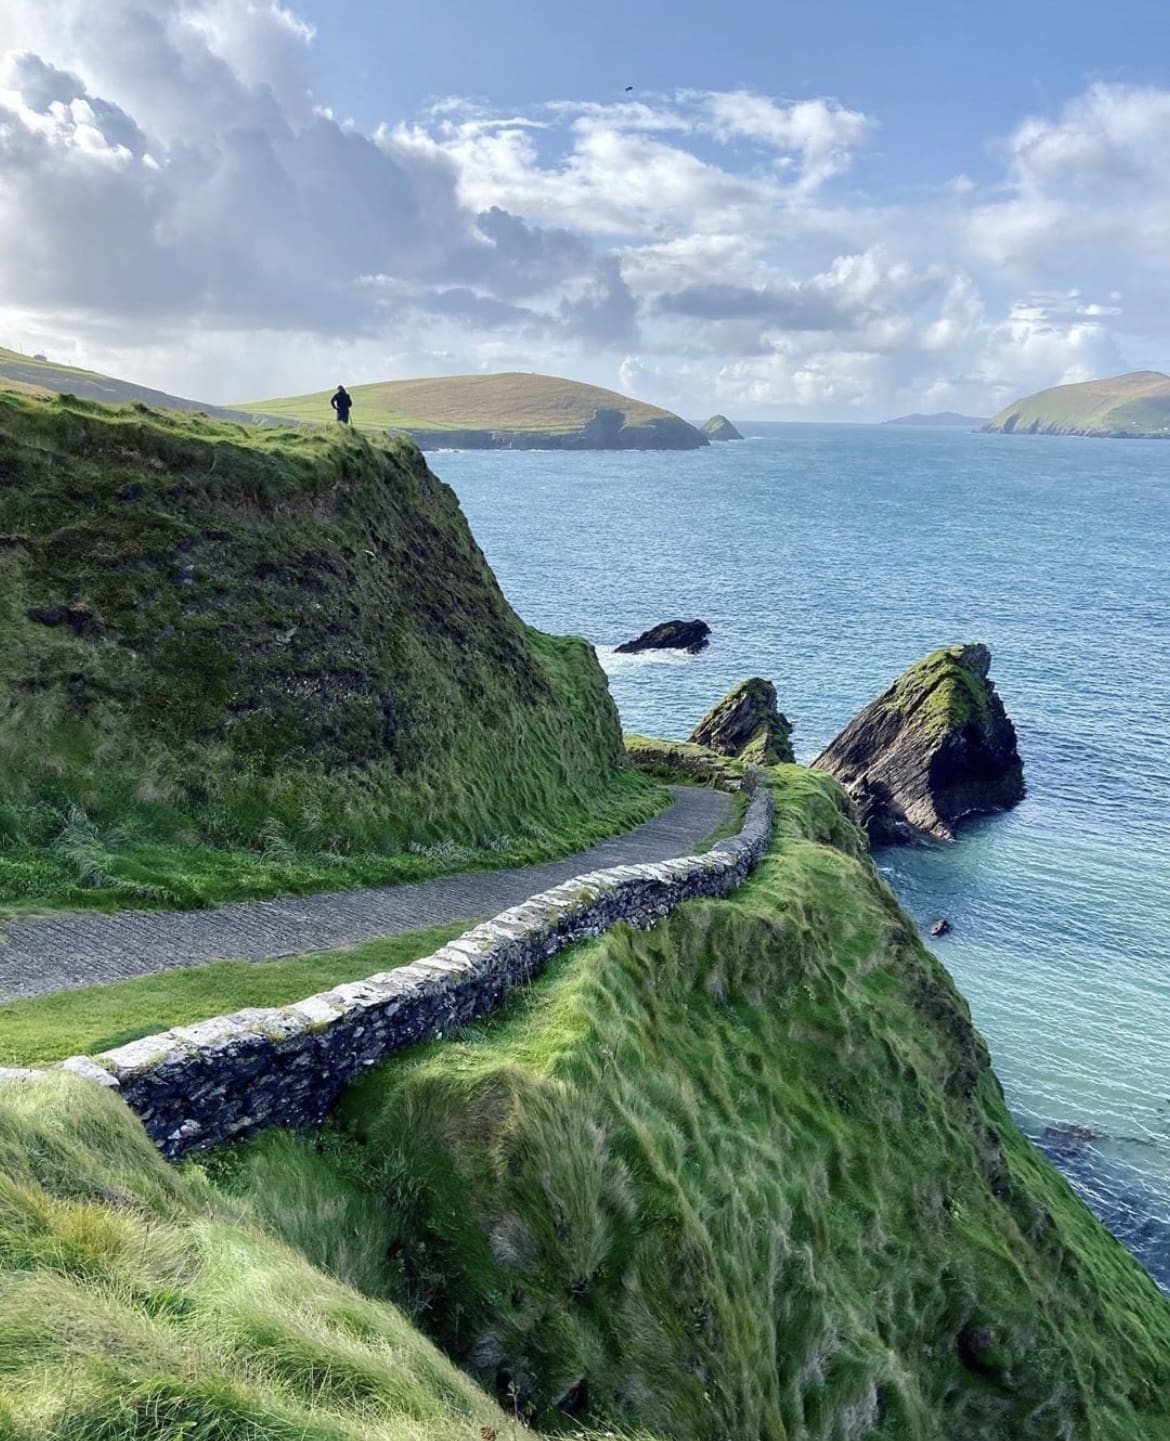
[241, 372, 679, 436]
[0, 1073, 648, 1441]
[214, 765, 1170, 1439]
[0, 390, 661, 911]
[883, 645, 991, 741]
[0, 922, 474, 1068]
[987, 369, 1170, 436]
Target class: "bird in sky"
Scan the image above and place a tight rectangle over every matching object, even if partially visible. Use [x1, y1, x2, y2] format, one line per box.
[625, 85, 634, 92]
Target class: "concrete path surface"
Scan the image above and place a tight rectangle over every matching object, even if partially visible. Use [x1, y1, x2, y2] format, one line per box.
[0, 786, 732, 1001]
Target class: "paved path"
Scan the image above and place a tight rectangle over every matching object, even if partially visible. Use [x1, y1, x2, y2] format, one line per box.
[0, 787, 731, 1002]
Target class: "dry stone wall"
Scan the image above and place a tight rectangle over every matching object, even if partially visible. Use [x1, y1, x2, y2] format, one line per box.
[7, 787, 773, 1159]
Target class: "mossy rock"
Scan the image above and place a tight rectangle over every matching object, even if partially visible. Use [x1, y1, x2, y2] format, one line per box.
[689, 677, 794, 764]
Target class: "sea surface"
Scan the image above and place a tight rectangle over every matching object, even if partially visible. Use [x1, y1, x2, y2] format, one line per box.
[435, 424, 1170, 1289]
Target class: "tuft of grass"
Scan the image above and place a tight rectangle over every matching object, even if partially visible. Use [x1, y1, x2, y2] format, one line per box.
[0, 390, 662, 912]
[219, 765, 1170, 1439]
[0, 1072, 644, 1441]
[882, 645, 992, 741]
[0, 922, 471, 1068]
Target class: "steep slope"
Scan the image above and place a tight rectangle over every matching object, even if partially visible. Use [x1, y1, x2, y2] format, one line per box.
[228, 767, 1170, 1440]
[984, 371, 1170, 438]
[0, 344, 263, 422]
[244, 372, 709, 450]
[0, 392, 655, 908]
[0, 1071, 624, 1441]
[813, 644, 1024, 844]
[701, 414, 743, 440]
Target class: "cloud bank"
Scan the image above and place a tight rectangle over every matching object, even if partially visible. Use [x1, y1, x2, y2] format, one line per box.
[0, 0, 1163, 416]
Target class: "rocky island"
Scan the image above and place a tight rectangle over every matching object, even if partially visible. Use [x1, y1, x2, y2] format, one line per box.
[813, 643, 1025, 844]
[984, 370, 1170, 438]
[244, 371, 710, 450]
[616, 618, 711, 654]
[702, 413, 744, 440]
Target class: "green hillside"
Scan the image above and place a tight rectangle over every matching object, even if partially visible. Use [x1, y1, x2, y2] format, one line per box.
[219, 766, 1170, 1439]
[4, 766, 1168, 1440]
[985, 371, 1170, 437]
[243, 372, 706, 448]
[0, 391, 656, 910]
[0, 345, 260, 422]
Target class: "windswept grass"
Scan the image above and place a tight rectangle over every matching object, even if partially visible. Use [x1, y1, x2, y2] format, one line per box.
[0, 391, 661, 911]
[0, 1073, 645, 1441]
[222, 766, 1170, 1439]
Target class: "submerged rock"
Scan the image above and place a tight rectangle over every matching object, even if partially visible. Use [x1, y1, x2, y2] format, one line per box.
[812, 643, 1024, 845]
[616, 619, 711, 655]
[689, 677, 795, 765]
[702, 414, 744, 441]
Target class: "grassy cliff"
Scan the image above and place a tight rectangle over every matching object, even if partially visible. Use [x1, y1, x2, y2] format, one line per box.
[2, 767, 1168, 1438]
[985, 371, 1170, 438]
[243, 373, 707, 449]
[216, 767, 1170, 1440]
[0, 392, 657, 909]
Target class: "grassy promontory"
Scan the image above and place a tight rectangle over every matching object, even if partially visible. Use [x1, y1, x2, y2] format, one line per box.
[2, 766, 1168, 1438]
[215, 765, 1170, 1440]
[0, 392, 659, 910]
[984, 370, 1170, 438]
[243, 372, 708, 449]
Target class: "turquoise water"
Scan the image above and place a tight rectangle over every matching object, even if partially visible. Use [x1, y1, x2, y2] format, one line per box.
[435, 425, 1170, 1288]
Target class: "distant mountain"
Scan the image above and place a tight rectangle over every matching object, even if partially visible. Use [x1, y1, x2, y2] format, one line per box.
[984, 371, 1170, 438]
[0, 346, 263, 423]
[882, 411, 988, 428]
[243, 371, 708, 450]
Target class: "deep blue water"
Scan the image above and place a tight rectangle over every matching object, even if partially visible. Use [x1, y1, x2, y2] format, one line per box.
[434, 424, 1170, 1288]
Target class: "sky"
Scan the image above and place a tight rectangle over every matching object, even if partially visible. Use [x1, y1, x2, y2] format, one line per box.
[2, 0, 1170, 419]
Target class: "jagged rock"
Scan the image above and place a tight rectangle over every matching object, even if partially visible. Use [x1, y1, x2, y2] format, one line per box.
[812, 644, 1024, 845]
[616, 619, 711, 655]
[702, 414, 744, 441]
[930, 918, 952, 938]
[689, 677, 794, 765]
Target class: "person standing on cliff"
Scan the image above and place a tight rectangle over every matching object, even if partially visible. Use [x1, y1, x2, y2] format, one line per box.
[331, 385, 353, 425]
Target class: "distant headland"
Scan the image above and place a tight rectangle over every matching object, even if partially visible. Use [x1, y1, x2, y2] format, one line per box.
[243, 372, 709, 450]
[984, 371, 1170, 438]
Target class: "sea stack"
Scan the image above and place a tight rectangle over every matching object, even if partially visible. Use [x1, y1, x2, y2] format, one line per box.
[689, 677, 795, 765]
[812, 644, 1024, 845]
[702, 414, 744, 441]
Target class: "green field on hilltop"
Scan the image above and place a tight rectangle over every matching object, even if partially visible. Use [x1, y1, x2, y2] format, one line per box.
[242, 371, 678, 434]
[986, 370, 1170, 436]
[221, 765, 1170, 1440]
[0, 390, 659, 911]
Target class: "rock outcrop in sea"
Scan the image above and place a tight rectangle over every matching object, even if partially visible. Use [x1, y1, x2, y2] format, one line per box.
[689, 677, 795, 765]
[616, 619, 711, 654]
[702, 414, 744, 441]
[812, 643, 1024, 844]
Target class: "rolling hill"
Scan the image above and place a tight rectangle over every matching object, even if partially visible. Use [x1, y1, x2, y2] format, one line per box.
[984, 371, 1170, 438]
[0, 345, 263, 423]
[243, 371, 709, 449]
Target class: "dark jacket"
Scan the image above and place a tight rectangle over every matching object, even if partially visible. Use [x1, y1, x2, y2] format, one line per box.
[331, 387, 352, 420]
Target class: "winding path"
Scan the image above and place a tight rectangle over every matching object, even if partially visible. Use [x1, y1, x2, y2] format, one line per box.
[0, 786, 731, 1002]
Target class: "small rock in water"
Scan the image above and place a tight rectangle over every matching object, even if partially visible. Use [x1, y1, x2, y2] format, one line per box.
[615, 618, 710, 655]
[930, 918, 952, 937]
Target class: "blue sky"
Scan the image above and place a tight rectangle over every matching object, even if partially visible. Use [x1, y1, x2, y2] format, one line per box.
[2, 0, 1169, 418]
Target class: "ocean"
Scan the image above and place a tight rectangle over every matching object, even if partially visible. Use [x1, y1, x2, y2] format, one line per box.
[434, 423, 1170, 1288]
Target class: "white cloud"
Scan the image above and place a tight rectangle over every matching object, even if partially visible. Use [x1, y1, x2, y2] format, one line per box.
[0, 11, 1167, 418]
